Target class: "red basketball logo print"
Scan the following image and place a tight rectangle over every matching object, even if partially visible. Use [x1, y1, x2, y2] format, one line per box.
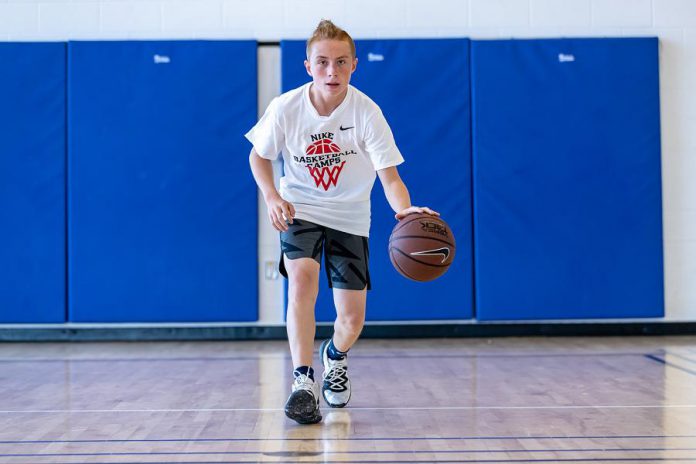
[305, 138, 346, 191]
[306, 139, 341, 155]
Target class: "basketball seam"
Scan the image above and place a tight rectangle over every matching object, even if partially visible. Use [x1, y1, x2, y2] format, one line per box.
[390, 249, 418, 282]
[391, 213, 438, 235]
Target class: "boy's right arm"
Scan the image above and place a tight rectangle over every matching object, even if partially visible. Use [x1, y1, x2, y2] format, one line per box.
[248, 148, 295, 232]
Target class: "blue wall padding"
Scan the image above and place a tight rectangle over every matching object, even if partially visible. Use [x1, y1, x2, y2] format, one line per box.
[281, 39, 474, 321]
[68, 41, 257, 322]
[0, 43, 66, 323]
[471, 38, 663, 320]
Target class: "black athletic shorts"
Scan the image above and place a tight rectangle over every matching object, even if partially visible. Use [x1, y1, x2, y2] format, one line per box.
[279, 218, 371, 291]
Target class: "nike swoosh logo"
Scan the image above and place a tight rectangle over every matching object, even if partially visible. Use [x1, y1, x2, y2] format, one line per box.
[339, 125, 354, 131]
[410, 247, 450, 264]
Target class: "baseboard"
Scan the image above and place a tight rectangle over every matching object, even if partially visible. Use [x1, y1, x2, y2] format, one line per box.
[1, 321, 695, 342]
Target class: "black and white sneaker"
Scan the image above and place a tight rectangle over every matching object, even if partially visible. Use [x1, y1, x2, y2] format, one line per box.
[320, 339, 351, 408]
[284, 373, 322, 424]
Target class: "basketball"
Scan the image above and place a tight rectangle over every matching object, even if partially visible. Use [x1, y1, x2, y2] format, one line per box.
[388, 213, 456, 282]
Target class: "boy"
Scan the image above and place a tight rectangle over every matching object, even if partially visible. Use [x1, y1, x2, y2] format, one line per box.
[246, 19, 437, 425]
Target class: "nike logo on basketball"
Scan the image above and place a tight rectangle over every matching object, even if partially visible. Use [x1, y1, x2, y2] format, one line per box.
[339, 125, 354, 131]
[410, 247, 450, 263]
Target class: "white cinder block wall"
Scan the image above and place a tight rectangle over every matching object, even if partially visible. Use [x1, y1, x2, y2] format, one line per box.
[2, 0, 694, 322]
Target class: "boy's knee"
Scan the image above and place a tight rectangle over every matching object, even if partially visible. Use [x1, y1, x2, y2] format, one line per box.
[338, 312, 365, 335]
[287, 266, 319, 306]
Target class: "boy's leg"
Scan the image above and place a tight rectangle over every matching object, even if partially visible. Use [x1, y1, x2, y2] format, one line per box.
[283, 255, 322, 424]
[279, 219, 325, 425]
[319, 288, 366, 408]
[285, 256, 320, 368]
[320, 229, 369, 408]
[332, 288, 367, 352]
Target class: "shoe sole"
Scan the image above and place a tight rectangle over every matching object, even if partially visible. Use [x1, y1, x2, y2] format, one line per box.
[320, 339, 351, 409]
[284, 390, 322, 425]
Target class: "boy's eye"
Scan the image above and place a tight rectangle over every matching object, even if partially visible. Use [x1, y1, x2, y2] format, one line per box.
[338, 59, 345, 65]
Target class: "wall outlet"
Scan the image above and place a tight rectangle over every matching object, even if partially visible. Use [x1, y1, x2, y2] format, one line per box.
[264, 261, 279, 280]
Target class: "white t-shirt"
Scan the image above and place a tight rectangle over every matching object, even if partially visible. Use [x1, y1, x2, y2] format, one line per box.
[245, 82, 404, 237]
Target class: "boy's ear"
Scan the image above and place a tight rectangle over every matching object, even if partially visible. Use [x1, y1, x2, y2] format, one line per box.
[352, 57, 358, 73]
[304, 60, 312, 77]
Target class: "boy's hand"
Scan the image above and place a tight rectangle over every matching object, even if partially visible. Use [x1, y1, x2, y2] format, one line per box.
[395, 206, 439, 220]
[265, 194, 295, 231]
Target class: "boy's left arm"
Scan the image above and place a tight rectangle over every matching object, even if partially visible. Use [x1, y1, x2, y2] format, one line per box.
[377, 166, 439, 220]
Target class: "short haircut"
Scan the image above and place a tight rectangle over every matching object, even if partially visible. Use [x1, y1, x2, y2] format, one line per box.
[306, 19, 356, 58]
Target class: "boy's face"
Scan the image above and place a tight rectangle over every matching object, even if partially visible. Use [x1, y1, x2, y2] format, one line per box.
[305, 39, 357, 99]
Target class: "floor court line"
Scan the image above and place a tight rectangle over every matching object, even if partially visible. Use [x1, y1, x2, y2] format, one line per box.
[0, 352, 670, 364]
[644, 354, 696, 377]
[1, 404, 696, 414]
[665, 351, 696, 365]
[22, 457, 696, 463]
[3, 435, 696, 445]
[4, 446, 696, 458]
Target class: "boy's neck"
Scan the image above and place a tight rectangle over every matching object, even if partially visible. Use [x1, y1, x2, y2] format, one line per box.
[309, 84, 348, 117]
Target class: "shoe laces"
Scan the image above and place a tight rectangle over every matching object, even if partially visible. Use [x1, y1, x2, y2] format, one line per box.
[293, 373, 315, 393]
[323, 357, 348, 391]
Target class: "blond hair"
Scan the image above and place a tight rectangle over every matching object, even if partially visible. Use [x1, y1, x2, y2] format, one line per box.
[306, 19, 356, 58]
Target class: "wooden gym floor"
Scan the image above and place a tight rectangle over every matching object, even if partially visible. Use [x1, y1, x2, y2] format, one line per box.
[1, 336, 696, 463]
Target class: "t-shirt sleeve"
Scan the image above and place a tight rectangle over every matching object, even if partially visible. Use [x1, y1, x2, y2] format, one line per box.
[244, 97, 284, 160]
[363, 108, 404, 171]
